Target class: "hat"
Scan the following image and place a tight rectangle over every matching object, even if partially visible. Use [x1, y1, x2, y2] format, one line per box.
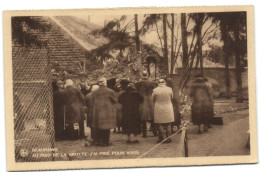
[65, 79, 74, 87]
[91, 85, 99, 92]
[126, 83, 136, 90]
[98, 77, 107, 86]
[56, 80, 64, 85]
[158, 79, 166, 86]
[142, 71, 149, 79]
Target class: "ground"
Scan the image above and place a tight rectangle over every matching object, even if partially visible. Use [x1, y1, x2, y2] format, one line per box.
[54, 98, 250, 161]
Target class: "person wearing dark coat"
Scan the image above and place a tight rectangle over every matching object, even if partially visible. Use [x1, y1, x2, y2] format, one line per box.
[53, 80, 65, 140]
[113, 83, 123, 133]
[85, 84, 99, 143]
[135, 71, 158, 138]
[118, 83, 144, 143]
[204, 78, 214, 127]
[189, 77, 212, 133]
[63, 79, 85, 139]
[165, 76, 181, 131]
[92, 77, 117, 146]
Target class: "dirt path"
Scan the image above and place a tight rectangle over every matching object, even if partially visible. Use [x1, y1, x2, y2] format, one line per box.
[187, 109, 250, 157]
[55, 108, 250, 160]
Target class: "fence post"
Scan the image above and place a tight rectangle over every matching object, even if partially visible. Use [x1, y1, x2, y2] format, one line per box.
[177, 124, 188, 157]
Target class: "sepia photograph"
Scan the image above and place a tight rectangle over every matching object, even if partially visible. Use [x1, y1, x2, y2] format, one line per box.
[3, 5, 257, 171]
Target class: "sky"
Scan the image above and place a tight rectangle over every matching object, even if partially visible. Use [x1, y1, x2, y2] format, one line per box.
[76, 13, 222, 51]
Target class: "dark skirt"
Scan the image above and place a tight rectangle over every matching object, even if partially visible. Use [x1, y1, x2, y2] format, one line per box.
[122, 117, 141, 135]
[191, 101, 212, 125]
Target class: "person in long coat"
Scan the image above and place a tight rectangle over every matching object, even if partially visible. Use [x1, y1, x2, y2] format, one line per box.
[113, 83, 123, 133]
[189, 76, 212, 134]
[152, 79, 175, 143]
[204, 78, 214, 127]
[53, 80, 65, 141]
[118, 83, 144, 143]
[92, 77, 117, 146]
[63, 79, 85, 139]
[165, 76, 181, 131]
[135, 71, 158, 138]
[85, 84, 99, 143]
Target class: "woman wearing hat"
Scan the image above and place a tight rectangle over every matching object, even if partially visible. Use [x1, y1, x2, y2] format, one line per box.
[118, 83, 144, 143]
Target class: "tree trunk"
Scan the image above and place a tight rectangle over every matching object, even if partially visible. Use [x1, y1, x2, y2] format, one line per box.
[163, 14, 168, 74]
[181, 13, 189, 71]
[222, 25, 231, 99]
[134, 14, 140, 52]
[170, 14, 175, 74]
[234, 28, 243, 103]
[196, 14, 204, 76]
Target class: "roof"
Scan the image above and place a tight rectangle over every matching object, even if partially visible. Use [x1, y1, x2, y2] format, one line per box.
[49, 16, 107, 51]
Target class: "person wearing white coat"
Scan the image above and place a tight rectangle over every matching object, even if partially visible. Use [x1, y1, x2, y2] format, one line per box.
[152, 79, 175, 143]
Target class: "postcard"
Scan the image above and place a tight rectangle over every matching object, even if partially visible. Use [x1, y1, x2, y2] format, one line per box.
[3, 5, 257, 171]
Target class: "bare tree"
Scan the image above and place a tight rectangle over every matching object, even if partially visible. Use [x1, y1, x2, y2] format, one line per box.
[163, 14, 169, 73]
[181, 13, 189, 71]
[170, 14, 174, 74]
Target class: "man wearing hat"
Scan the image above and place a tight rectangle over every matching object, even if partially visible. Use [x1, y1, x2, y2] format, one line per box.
[152, 79, 175, 143]
[92, 77, 117, 146]
[62, 79, 85, 139]
[135, 71, 158, 138]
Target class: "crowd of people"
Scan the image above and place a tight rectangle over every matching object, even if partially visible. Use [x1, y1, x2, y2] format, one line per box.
[52, 71, 214, 146]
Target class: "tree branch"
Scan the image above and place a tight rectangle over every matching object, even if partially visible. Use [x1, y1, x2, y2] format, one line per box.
[155, 22, 164, 55]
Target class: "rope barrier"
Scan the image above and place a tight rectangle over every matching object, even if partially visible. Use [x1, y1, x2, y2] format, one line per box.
[136, 123, 188, 159]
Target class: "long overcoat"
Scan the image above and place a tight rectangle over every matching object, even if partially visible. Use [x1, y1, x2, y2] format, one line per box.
[190, 80, 212, 125]
[62, 86, 85, 124]
[152, 85, 175, 124]
[115, 90, 123, 127]
[53, 88, 65, 137]
[118, 89, 144, 135]
[166, 77, 181, 126]
[135, 79, 157, 121]
[92, 86, 117, 129]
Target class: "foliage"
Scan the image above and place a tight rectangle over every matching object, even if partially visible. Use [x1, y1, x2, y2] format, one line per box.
[12, 17, 50, 47]
[90, 15, 133, 61]
[209, 12, 247, 58]
[141, 14, 162, 35]
[207, 45, 225, 63]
